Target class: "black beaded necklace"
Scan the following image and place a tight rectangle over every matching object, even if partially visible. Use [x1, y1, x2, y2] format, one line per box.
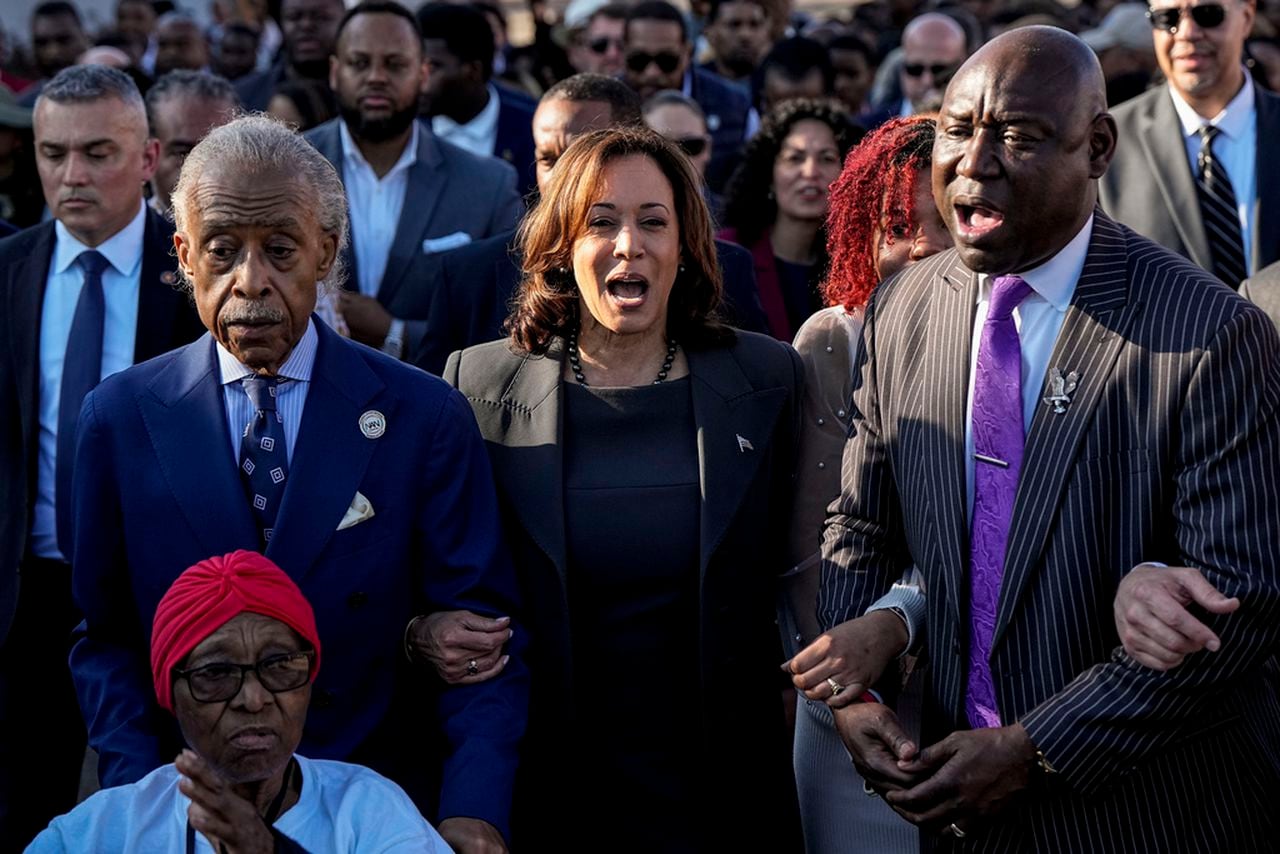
[567, 332, 678, 387]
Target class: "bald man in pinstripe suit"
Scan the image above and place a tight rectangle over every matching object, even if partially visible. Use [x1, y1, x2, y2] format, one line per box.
[819, 27, 1280, 852]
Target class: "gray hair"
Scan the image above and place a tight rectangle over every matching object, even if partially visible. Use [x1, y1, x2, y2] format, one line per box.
[642, 90, 706, 123]
[146, 70, 240, 134]
[38, 64, 146, 115]
[172, 114, 349, 292]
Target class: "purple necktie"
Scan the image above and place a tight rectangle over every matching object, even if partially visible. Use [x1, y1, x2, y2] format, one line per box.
[967, 274, 1032, 729]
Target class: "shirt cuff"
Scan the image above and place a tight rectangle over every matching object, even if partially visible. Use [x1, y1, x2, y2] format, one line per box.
[865, 581, 926, 655]
[382, 318, 405, 359]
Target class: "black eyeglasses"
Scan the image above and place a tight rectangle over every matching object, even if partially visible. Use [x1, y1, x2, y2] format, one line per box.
[1146, 4, 1228, 32]
[175, 651, 314, 703]
[675, 136, 710, 157]
[626, 50, 682, 74]
[903, 62, 958, 78]
[588, 36, 624, 55]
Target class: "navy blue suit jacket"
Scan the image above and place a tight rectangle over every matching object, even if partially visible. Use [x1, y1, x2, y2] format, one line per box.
[493, 85, 537, 196]
[412, 232, 771, 374]
[690, 67, 754, 194]
[68, 319, 529, 835]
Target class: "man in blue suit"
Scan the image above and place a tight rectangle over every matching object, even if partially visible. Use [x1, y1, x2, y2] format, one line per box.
[68, 114, 528, 854]
[416, 2, 538, 194]
[306, 1, 522, 362]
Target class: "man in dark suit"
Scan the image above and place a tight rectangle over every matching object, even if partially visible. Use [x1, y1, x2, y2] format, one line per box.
[68, 114, 528, 854]
[307, 1, 522, 362]
[416, 2, 538, 194]
[821, 28, 1280, 850]
[234, 0, 344, 111]
[1100, 0, 1279, 286]
[623, 1, 757, 193]
[0, 66, 204, 849]
[413, 73, 768, 374]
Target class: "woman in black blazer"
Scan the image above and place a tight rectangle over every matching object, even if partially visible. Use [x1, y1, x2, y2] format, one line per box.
[429, 127, 803, 851]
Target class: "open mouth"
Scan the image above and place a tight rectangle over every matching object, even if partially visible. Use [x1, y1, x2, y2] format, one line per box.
[955, 201, 1005, 240]
[606, 273, 649, 309]
[795, 185, 825, 201]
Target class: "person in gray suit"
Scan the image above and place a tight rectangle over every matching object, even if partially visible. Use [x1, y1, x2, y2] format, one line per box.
[305, 1, 521, 361]
[821, 27, 1280, 850]
[1241, 258, 1280, 328]
[1099, 0, 1280, 286]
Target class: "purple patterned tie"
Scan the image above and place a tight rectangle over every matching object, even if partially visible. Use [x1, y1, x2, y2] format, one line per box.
[967, 274, 1032, 729]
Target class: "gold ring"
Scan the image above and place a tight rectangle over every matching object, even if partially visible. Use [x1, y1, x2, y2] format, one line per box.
[826, 677, 845, 696]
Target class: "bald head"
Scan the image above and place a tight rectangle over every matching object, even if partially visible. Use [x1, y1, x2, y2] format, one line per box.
[933, 26, 1116, 275]
[900, 13, 968, 113]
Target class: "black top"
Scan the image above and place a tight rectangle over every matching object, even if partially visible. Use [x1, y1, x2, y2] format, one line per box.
[774, 256, 822, 337]
[563, 377, 702, 850]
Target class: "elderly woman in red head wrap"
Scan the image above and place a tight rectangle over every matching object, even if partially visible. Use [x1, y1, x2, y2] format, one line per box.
[29, 551, 448, 853]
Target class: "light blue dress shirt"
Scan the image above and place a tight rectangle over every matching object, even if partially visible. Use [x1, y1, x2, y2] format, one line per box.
[340, 120, 418, 297]
[217, 318, 317, 466]
[32, 202, 146, 560]
[1168, 74, 1258, 274]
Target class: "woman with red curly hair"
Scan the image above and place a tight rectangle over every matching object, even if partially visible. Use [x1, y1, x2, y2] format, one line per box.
[780, 115, 950, 853]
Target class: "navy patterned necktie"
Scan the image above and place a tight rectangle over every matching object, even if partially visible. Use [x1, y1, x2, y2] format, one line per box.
[1195, 125, 1248, 287]
[239, 376, 289, 546]
[55, 249, 111, 555]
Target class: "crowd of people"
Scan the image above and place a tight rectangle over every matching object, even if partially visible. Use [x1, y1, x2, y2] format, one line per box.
[0, 0, 1278, 851]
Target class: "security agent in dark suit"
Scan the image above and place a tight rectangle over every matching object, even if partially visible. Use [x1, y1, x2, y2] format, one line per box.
[413, 72, 768, 373]
[307, 2, 521, 362]
[416, 2, 538, 194]
[1100, 0, 1280, 286]
[235, 0, 344, 111]
[0, 66, 203, 849]
[822, 28, 1280, 850]
[623, 1, 758, 194]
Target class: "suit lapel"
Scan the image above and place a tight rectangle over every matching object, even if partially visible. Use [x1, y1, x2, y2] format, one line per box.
[485, 341, 566, 579]
[134, 210, 183, 361]
[1138, 91, 1212, 270]
[1252, 90, 1280, 271]
[992, 216, 1141, 649]
[688, 345, 787, 579]
[265, 321, 385, 576]
[137, 336, 258, 555]
[377, 126, 447, 305]
[924, 255, 977, 630]
[8, 224, 53, 460]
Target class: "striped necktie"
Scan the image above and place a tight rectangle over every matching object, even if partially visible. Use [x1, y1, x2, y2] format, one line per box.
[1194, 125, 1248, 287]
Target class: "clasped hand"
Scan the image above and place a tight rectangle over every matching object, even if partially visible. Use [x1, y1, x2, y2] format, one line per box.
[832, 703, 1037, 835]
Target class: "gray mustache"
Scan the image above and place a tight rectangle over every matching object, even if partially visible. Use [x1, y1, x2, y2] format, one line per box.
[221, 302, 285, 325]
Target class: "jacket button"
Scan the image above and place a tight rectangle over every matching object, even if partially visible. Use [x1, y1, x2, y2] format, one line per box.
[347, 591, 368, 610]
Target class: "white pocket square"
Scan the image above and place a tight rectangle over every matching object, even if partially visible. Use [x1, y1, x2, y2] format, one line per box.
[422, 231, 472, 255]
[337, 491, 375, 531]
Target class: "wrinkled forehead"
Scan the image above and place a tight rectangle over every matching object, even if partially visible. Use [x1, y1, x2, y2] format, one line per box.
[185, 612, 302, 662]
[186, 167, 323, 234]
[942, 56, 1084, 123]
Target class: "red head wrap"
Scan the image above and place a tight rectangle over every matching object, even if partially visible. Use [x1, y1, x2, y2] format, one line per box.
[150, 550, 322, 713]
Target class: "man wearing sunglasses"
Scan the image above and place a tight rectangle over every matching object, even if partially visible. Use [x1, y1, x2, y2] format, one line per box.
[897, 13, 967, 117]
[622, 0, 757, 193]
[1100, 0, 1280, 287]
[564, 0, 628, 77]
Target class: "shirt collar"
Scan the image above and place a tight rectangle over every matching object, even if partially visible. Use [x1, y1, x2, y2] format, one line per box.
[976, 214, 1093, 312]
[431, 84, 500, 146]
[217, 317, 318, 385]
[339, 118, 419, 178]
[1169, 72, 1255, 141]
[52, 200, 147, 276]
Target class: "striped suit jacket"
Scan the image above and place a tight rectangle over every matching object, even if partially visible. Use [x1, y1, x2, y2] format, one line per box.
[819, 213, 1280, 852]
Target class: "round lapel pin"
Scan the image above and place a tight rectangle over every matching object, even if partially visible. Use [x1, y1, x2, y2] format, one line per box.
[160, 270, 178, 286]
[359, 410, 386, 439]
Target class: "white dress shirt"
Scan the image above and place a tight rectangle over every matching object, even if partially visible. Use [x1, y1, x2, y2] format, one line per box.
[430, 83, 500, 157]
[1168, 74, 1258, 273]
[963, 216, 1093, 516]
[32, 202, 146, 560]
[340, 119, 418, 297]
[217, 318, 317, 466]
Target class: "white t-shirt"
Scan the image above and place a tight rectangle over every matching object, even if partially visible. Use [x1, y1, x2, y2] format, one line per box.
[27, 754, 450, 853]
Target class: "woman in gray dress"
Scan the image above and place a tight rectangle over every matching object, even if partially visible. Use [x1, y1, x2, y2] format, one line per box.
[784, 115, 951, 853]
[431, 127, 805, 851]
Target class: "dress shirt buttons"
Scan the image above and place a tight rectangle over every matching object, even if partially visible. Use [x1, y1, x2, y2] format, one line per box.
[346, 591, 368, 610]
[817, 417, 825, 425]
[817, 462, 825, 469]
[837, 409, 846, 418]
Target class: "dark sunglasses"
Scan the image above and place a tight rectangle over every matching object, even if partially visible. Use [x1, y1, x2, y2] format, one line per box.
[626, 50, 682, 74]
[588, 36, 624, 54]
[902, 62, 957, 78]
[1146, 4, 1227, 32]
[675, 136, 710, 157]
